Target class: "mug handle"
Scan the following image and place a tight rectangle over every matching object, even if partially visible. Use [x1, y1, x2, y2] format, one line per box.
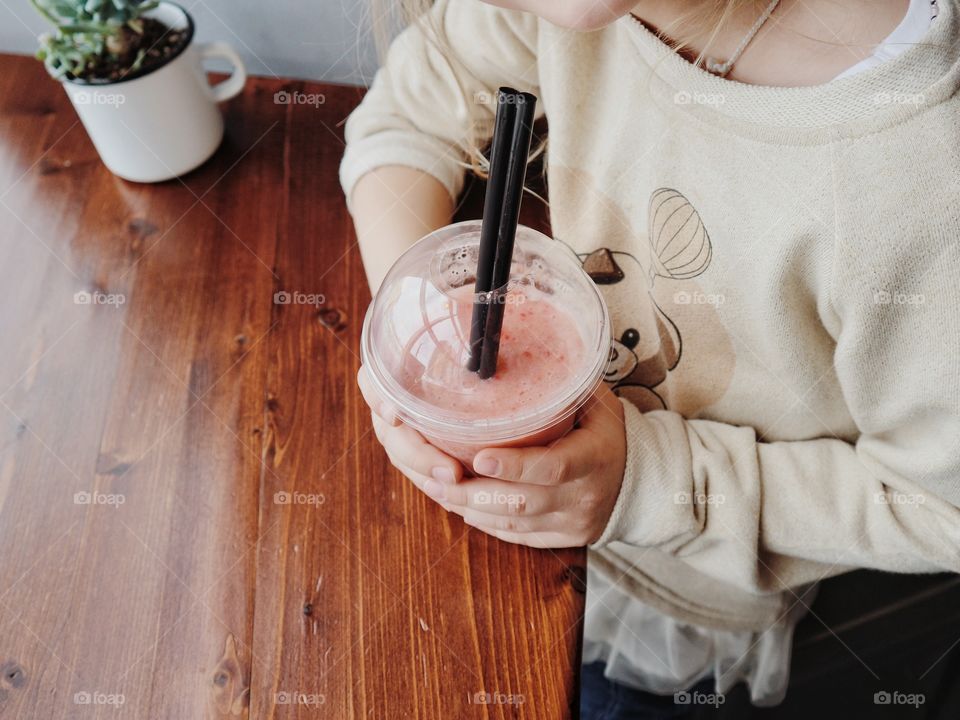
[197, 42, 247, 102]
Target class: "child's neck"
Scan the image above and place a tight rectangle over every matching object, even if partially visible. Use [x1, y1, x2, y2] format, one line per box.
[631, 0, 910, 86]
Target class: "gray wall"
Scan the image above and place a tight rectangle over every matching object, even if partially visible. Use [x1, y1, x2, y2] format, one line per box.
[0, 0, 381, 85]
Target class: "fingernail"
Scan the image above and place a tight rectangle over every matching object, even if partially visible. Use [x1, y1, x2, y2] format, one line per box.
[474, 456, 499, 476]
[423, 479, 445, 501]
[431, 466, 455, 483]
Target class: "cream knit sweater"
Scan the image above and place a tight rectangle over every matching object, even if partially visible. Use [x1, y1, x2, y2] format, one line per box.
[341, 0, 960, 631]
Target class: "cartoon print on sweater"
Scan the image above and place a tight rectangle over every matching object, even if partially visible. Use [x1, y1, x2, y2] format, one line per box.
[550, 166, 735, 415]
[582, 188, 711, 408]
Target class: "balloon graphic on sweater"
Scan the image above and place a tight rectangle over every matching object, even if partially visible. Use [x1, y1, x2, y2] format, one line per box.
[647, 188, 712, 281]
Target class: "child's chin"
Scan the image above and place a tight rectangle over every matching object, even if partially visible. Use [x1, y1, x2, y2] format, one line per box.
[541, 1, 637, 31]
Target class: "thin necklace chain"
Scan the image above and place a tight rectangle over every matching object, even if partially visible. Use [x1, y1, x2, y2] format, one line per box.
[704, 0, 781, 77]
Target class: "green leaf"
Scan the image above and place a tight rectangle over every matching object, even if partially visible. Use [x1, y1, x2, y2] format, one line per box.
[58, 22, 110, 33]
[130, 47, 147, 72]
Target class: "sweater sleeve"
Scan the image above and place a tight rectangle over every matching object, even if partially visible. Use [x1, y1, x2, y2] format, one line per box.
[592, 218, 960, 594]
[339, 0, 541, 211]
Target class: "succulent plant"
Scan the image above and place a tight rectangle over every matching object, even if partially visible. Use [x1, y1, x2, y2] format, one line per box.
[31, 0, 159, 80]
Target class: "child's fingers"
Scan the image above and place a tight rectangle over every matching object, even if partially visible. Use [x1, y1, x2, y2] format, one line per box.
[460, 508, 557, 535]
[357, 365, 399, 425]
[472, 385, 624, 485]
[472, 439, 595, 486]
[386, 458, 456, 513]
[433, 478, 559, 516]
[371, 413, 462, 484]
[465, 525, 576, 549]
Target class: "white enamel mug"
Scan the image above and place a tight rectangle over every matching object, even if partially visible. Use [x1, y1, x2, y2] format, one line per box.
[61, 1, 247, 183]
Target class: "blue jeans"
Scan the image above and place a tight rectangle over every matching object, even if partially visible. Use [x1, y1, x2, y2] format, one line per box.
[580, 662, 716, 720]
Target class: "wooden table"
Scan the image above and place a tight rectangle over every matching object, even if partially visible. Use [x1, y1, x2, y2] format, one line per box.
[0, 53, 583, 719]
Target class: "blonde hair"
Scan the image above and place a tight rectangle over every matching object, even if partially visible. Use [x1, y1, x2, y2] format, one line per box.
[365, 0, 761, 181]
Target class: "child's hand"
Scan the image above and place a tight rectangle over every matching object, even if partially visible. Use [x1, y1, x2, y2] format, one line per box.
[357, 366, 465, 504]
[358, 366, 627, 548]
[442, 384, 626, 548]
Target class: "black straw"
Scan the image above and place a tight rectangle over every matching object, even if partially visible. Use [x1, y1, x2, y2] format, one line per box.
[477, 91, 537, 380]
[467, 88, 518, 372]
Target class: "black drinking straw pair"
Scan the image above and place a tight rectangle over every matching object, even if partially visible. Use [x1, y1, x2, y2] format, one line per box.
[466, 87, 537, 380]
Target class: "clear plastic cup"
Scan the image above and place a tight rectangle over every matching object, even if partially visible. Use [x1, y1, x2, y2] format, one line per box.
[361, 220, 610, 468]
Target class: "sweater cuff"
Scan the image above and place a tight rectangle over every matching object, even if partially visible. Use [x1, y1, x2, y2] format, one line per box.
[590, 399, 699, 549]
[339, 130, 466, 214]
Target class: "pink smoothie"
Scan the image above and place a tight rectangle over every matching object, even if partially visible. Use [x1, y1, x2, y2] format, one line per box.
[396, 286, 587, 465]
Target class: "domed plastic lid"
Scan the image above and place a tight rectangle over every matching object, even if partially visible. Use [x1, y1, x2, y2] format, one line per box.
[361, 221, 610, 444]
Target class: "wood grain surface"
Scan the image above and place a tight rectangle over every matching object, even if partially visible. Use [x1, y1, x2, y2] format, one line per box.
[0, 54, 584, 719]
